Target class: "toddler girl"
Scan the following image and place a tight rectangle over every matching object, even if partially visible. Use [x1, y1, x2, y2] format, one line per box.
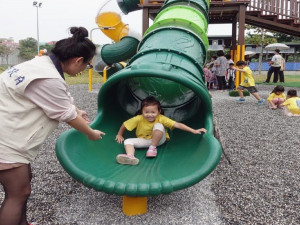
[267, 85, 286, 109]
[281, 89, 300, 116]
[115, 96, 207, 165]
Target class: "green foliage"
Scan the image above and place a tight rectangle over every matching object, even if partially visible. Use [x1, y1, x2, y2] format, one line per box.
[245, 33, 276, 46]
[272, 33, 300, 43]
[39, 44, 54, 55]
[18, 38, 37, 60]
[229, 90, 250, 97]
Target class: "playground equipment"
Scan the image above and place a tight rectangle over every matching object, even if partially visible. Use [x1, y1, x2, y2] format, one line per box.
[56, 0, 222, 216]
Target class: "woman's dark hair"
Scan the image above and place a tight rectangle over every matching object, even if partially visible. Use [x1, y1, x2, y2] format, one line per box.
[51, 27, 96, 63]
[217, 50, 224, 57]
[287, 89, 297, 97]
[136, 96, 164, 115]
[271, 85, 285, 94]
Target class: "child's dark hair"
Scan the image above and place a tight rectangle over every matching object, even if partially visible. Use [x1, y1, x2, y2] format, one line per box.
[287, 89, 297, 97]
[225, 54, 231, 60]
[217, 50, 224, 57]
[51, 27, 96, 63]
[136, 96, 164, 115]
[271, 85, 284, 94]
[229, 63, 234, 66]
[236, 60, 246, 66]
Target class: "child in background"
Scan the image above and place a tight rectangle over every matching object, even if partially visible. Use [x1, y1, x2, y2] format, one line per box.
[208, 63, 216, 89]
[204, 66, 214, 89]
[267, 85, 286, 110]
[233, 61, 265, 105]
[115, 96, 207, 165]
[226, 63, 236, 90]
[281, 89, 300, 116]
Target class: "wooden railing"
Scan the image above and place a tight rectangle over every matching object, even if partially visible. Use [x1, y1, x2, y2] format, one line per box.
[247, 0, 300, 22]
[143, 1, 300, 23]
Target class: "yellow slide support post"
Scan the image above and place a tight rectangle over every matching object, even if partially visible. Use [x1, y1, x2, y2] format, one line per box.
[235, 45, 245, 89]
[88, 67, 93, 91]
[122, 196, 147, 216]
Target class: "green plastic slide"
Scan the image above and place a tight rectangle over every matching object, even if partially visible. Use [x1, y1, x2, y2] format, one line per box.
[56, 0, 222, 196]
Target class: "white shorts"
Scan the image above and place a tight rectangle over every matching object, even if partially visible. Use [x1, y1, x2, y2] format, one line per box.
[124, 123, 166, 148]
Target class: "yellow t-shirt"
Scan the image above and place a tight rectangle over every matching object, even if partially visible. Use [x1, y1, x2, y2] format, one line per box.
[267, 93, 286, 101]
[282, 97, 300, 114]
[124, 114, 176, 140]
[240, 66, 255, 87]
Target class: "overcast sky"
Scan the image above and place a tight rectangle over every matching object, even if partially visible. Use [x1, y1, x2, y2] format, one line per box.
[0, 0, 231, 45]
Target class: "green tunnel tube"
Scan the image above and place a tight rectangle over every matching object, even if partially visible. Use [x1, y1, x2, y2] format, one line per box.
[56, 0, 222, 196]
[101, 36, 140, 65]
[117, 0, 141, 14]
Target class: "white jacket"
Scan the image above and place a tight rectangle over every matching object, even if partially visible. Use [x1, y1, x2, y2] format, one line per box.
[0, 56, 63, 163]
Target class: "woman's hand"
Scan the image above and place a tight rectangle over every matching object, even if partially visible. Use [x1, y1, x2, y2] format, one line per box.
[87, 130, 105, 140]
[192, 128, 207, 134]
[115, 134, 124, 144]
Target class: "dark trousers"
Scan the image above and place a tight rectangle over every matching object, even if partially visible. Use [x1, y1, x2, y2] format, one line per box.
[216, 76, 226, 90]
[228, 77, 235, 90]
[279, 70, 284, 82]
[266, 66, 281, 83]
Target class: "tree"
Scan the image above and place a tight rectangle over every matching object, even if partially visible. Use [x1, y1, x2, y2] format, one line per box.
[245, 25, 277, 75]
[0, 40, 18, 66]
[18, 38, 37, 60]
[272, 33, 300, 43]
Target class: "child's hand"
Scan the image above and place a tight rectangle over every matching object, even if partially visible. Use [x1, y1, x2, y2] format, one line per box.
[192, 128, 207, 134]
[115, 134, 124, 144]
[87, 130, 105, 140]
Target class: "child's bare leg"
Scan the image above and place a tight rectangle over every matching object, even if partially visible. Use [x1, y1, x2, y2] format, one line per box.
[151, 129, 163, 147]
[268, 100, 277, 109]
[238, 89, 244, 98]
[251, 92, 262, 101]
[147, 123, 166, 158]
[124, 144, 135, 156]
[283, 107, 293, 117]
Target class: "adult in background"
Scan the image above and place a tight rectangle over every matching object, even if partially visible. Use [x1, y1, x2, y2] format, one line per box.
[0, 27, 105, 225]
[214, 50, 227, 90]
[264, 49, 283, 83]
[279, 53, 285, 83]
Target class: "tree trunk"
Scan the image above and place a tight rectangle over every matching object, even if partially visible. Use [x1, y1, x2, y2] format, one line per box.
[258, 29, 265, 76]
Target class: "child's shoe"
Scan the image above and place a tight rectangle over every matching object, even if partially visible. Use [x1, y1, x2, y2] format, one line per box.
[236, 98, 246, 102]
[146, 147, 157, 158]
[258, 99, 265, 106]
[116, 154, 139, 165]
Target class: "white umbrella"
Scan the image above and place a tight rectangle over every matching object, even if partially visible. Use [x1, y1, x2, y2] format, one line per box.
[244, 51, 256, 57]
[265, 43, 290, 51]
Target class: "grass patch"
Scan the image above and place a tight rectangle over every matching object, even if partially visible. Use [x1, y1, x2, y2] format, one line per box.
[229, 90, 250, 97]
[65, 69, 103, 85]
[254, 74, 300, 87]
[0, 67, 103, 85]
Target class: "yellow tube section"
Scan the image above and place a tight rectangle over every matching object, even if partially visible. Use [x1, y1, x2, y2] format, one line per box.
[95, 12, 129, 42]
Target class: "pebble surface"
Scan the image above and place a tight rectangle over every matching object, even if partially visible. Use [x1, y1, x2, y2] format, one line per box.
[0, 84, 299, 224]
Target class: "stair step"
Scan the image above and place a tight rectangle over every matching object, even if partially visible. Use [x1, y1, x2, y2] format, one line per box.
[277, 18, 295, 25]
[246, 10, 262, 16]
[258, 14, 278, 22]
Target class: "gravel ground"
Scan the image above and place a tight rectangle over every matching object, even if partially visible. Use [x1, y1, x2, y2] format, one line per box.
[211, 85, 300, 225]
[1, 84, 299, 224]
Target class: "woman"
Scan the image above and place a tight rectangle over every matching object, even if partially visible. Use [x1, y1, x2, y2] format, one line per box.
[0, 27, 105, 225]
